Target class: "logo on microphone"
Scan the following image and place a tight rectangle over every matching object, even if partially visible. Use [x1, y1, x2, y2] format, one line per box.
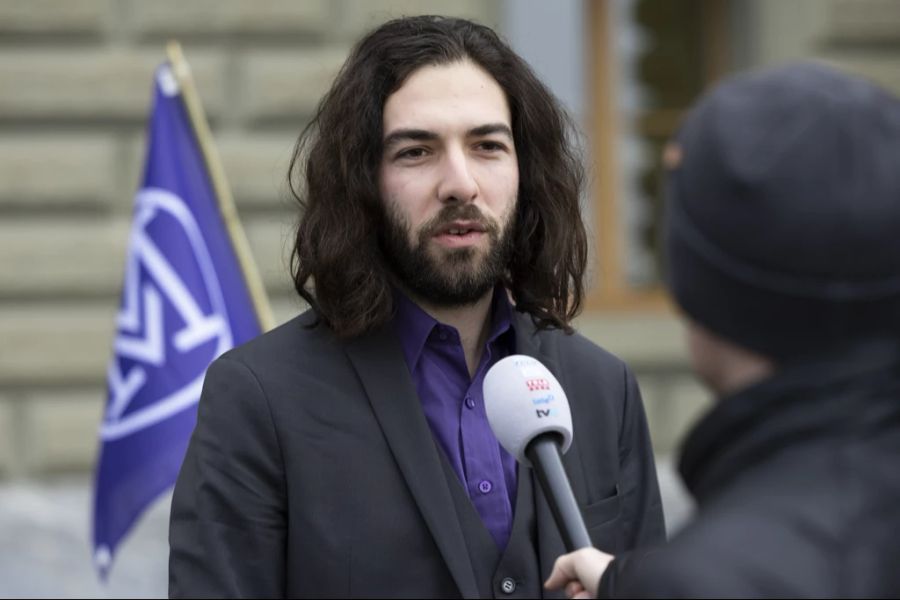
[535, 408, 557, 418]
[531, 394, 554, 405]
[525, 378, 550, 391]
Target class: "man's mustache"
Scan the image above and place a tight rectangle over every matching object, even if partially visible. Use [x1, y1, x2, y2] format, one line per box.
[420, 204, 499, 238]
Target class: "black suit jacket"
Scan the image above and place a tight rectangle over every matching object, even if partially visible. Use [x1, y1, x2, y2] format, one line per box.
[169, 309, 665, 598]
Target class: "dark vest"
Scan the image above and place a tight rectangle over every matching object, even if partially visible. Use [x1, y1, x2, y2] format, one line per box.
[438, 450, 552, 599]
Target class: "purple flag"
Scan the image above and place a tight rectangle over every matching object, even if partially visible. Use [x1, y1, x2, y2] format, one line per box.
[92, 63, 265, 578]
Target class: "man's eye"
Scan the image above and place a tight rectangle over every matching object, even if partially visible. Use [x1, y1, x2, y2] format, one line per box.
[396, 147, 428, 160]
[477, 141, 505, 152]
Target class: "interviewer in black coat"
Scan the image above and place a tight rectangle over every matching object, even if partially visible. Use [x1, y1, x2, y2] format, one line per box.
[546, 63, 900, 598]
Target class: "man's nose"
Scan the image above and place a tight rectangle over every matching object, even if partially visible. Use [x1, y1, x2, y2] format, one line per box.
[437, 147, 479, 204]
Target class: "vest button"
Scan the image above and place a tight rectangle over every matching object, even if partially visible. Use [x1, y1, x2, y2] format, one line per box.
[500, 577, 516, 594]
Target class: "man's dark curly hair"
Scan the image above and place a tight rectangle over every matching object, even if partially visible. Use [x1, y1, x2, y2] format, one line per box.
[289, 15, 587, 338]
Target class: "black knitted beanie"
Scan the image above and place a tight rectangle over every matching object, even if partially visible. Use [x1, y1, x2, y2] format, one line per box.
[665, 62, 900, 362]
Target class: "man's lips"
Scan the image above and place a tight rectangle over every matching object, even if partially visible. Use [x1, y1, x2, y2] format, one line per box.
[431, 221, 488, 247]
[433, 220, 486, 235]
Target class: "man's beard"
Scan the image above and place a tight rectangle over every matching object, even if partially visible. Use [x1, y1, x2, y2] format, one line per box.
[381, 202, 515, 307]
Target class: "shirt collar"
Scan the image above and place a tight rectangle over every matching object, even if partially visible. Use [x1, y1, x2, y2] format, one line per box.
[392, 286, 515, 372]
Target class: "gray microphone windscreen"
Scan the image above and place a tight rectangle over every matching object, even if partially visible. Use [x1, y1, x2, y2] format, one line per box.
[483, 355, 573, 466]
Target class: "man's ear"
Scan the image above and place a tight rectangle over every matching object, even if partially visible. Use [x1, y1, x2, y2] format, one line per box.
[685, 320, 774, 396]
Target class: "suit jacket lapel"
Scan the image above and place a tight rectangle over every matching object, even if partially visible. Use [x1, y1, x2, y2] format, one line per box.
[512, 311, 561, 375]
[344, 326, 480, 599]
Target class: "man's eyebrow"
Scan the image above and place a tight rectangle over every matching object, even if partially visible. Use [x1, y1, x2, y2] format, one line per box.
[468, 123, 513, 139]
[383, 124, 514, 148]
[383, 129, 438, 148]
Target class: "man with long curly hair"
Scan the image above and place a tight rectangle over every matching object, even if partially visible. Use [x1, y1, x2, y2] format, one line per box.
[170, 15, 665, 598]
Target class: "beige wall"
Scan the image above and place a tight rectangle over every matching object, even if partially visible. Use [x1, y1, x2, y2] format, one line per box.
[0, 0, 502, 477]
[732, 0, 900, 94]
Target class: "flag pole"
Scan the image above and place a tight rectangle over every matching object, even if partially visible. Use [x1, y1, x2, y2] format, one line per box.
[165, 40, 276, 331]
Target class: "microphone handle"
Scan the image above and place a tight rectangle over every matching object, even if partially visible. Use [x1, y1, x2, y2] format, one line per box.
[525, 434, 593, 552]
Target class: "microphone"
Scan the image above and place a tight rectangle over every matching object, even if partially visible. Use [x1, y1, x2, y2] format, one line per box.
[483, 355, 593, 552]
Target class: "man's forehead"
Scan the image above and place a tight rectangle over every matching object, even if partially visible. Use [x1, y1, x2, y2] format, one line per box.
[382, 60, 511, 136]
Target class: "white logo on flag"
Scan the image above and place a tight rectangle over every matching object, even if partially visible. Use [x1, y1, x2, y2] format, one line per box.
[101, 188, 233, 441]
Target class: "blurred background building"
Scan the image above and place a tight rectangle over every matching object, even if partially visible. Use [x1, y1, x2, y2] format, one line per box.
[1, 0, 898, 596]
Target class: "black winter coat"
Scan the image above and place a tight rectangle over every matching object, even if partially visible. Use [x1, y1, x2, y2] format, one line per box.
[602, 340, 900, 598]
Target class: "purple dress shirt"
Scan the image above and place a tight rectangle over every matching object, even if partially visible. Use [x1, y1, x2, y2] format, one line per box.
[393, 288, 519, 550]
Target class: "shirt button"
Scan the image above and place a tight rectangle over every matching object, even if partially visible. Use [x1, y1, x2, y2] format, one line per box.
[500, 577, 516, 594]
[437, 329, 448, 341]
[478, 479, 492, 494]
[465, 395, 475, 409]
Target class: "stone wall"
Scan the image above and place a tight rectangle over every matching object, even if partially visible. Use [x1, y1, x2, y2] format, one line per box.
[0, 0, 501, 476]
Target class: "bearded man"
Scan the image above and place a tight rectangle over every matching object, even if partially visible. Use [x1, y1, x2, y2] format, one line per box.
[169, 15, 665, 599]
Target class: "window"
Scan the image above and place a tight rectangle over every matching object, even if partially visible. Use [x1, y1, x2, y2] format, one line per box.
[586, 0, 729, 311]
